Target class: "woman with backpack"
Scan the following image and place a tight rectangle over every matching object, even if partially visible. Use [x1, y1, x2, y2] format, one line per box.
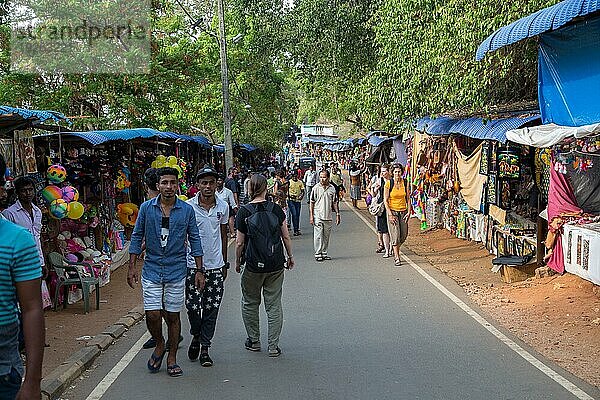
[384, 163, 411, 266]
[235, 174, 295, 357]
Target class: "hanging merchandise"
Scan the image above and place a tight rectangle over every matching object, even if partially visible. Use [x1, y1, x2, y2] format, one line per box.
[115, 167, 131, 193]
[67, 201, 85, 219]
[47, 164, 67, 183]
[116, 203, 139, 228]
[487, 174, 498, 205]
[49, 199, 69, 219]
[479, 142, 490, 175]
[41, 185, 62, 203]
[497, 150, 520, 179]
[61, 186, 79, 202]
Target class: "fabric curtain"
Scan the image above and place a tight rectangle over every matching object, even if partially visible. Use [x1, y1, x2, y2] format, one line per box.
[454, 142, 487, 211]
[546, 161, 582, 273]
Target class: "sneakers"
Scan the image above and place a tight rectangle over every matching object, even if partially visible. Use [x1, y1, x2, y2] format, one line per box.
[268, 347, 282, 358]
[245, 338, 261, 351]
[199, 347, 213, 367]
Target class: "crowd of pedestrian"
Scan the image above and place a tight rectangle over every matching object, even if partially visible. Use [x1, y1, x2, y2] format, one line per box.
[0, 150, 412, 395]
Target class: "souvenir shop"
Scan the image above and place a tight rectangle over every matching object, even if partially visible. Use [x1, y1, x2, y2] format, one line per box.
[27, 128, 213, 307]
[412, 115, 543, 266]
[506, 125, 600, 285]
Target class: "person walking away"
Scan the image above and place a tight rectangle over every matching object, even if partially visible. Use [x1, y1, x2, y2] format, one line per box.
[330, 166, 344, 199]
[224, 167, 240, 237]
[287, 171, 305, 236]
[185, 167, 229, 367]
[216, 176, 238, 238]
[242, 171, 252, 205]
[370, 164, 392, 258]
[310, 170, 340, 262]
[0, 155, 45, 400]
[235, 174, 295, 357]
[273, 170, 290, 229]
[349, 163, 364, 209]
[303, 164, 317, 205]
[128, 167, 204, 377]
[384, 163, 411, 267]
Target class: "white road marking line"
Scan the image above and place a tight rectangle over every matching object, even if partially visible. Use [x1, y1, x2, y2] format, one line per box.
[85, 331, 151, 400]
[343, 199, 595, 400]
[86, 237, 237, 399]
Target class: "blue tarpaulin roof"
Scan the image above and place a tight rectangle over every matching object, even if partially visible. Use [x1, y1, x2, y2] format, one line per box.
[368, 135, 399, 147]
[35, 128, 212, 147]
[476, 0, 600, 60]
[415, 115, 541, 143]
[0, 106, 69, 123]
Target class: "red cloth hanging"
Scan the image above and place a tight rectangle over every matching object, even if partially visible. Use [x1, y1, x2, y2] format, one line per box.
[546, 161, 582, 273]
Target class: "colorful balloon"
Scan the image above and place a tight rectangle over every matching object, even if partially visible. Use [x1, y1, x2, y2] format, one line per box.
[61, 186, 79, 202]
[41, 185, 62, 203]
[47, 164, 67, 183]
[49, 199, 69, 219]
[67, 201, 85, 219]
[155, 155, 166, 165]
[167, 156, 177, 166]
[177, 195, 188, 201]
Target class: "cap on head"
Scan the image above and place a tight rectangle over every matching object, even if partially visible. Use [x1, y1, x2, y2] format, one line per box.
[196, 166, 219, 181]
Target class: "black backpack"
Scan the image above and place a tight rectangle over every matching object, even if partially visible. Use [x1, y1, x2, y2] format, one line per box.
[242, 202, 286, 273]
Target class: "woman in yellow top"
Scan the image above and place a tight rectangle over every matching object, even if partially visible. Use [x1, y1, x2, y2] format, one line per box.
[384, 163, 410, 266]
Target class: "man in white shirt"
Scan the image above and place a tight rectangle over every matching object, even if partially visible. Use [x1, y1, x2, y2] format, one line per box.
[309, 170, 340, 262]
[303, 164, 318, 205]
[216, 176, 238, 237]
[186, 167, 230, 367]
[2, 176, 45, 276]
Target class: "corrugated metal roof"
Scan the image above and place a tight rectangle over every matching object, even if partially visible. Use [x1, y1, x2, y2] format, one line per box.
[35, 128, 212, 147]
[0, 106, 69, 123]
[415, 115, 541, 142]
[476, 0, 600, 60]
[69, 128, 160, 145]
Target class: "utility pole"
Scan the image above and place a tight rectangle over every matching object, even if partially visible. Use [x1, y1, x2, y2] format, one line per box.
[217, 0, 234, 173]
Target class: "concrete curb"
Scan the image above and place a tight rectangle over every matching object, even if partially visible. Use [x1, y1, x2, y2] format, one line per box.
[41, 305, 145, 400]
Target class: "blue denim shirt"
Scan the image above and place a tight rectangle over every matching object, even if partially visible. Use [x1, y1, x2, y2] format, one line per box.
[130, 196, 203, 283]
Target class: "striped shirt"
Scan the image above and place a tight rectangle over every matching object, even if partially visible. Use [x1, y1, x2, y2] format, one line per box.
[0, 219, 42, 326]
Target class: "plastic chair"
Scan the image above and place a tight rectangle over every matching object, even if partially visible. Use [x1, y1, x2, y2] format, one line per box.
[48, 252, 100, 314]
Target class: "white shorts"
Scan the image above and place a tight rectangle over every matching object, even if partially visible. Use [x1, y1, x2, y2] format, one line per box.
[141, 277, 185, 312]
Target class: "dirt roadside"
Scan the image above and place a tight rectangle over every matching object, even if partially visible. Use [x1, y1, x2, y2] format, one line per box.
[41, 208, 600, 390]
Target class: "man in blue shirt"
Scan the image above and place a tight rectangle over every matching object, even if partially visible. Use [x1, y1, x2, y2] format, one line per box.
[128, 167, 204, 378]
[0, 154, 44, 399]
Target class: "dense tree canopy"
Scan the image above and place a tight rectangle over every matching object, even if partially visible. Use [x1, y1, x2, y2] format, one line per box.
[0, 0, 560, 142]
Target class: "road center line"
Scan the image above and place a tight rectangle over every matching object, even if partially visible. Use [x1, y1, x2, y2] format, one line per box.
[343, 198, 595, 400]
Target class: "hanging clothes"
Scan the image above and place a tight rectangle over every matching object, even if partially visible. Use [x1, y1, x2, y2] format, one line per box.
[454, 142, 487, 211]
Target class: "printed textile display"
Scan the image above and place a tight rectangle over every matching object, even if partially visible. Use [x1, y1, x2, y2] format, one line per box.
[454, 142, 487, 211]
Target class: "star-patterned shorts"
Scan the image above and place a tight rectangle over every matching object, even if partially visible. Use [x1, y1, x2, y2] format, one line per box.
[185, 268, 224, 313]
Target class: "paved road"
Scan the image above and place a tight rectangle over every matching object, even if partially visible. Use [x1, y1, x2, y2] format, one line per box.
[64, 200, 599, 400]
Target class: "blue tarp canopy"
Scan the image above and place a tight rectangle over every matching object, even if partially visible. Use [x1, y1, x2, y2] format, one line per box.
[35, 128, 212, 147]
[213, 144, 225, 153]
[301, 136, 338, 144]
[239, 143, 258, 152]
[416, 115, 541, 143]
[538, 15, 600, 126]
[476, 0, 600, 60]
[0, 106, 69, 124]
[368, 134, 399, 147]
